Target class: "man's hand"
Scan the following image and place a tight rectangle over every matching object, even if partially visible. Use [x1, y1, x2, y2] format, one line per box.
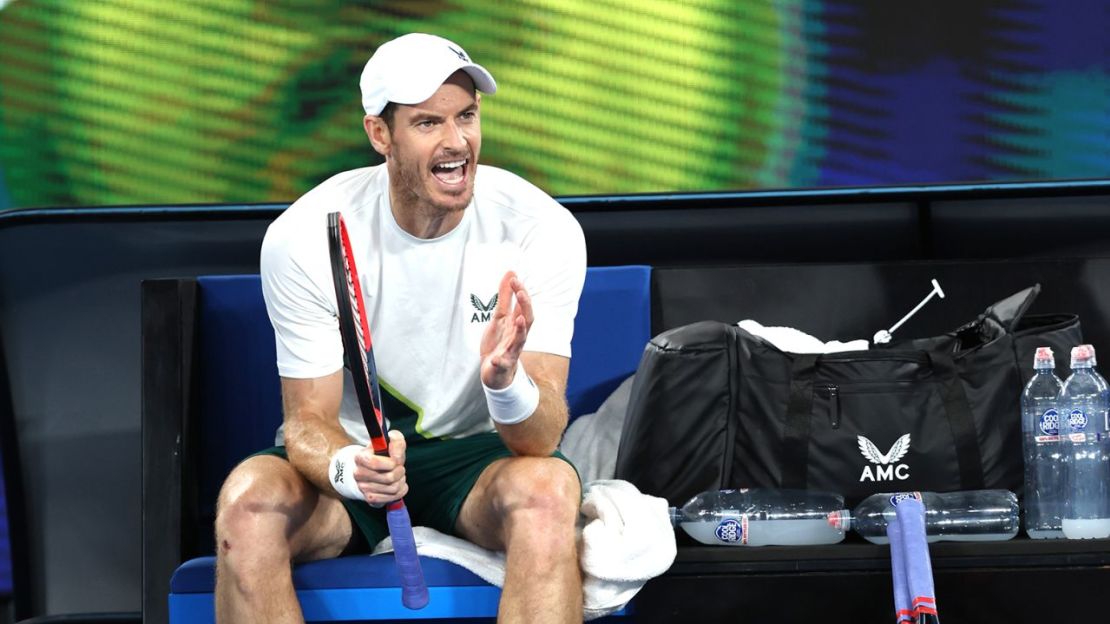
[480, 271, 534, 389]
[351, 430, 409, 506]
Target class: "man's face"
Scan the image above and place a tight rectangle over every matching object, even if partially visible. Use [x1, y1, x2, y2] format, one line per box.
[376, 71, 482, 218]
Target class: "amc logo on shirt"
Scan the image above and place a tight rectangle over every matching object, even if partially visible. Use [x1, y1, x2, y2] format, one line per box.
[469, 293, 498, 323]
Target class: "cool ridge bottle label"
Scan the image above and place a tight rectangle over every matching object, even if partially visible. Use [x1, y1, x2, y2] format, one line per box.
[1037, 408, 1060, 442]
[1068, 408, 1089, 442]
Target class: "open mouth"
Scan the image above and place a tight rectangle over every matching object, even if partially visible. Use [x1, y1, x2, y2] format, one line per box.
[431, 158, 468, 185]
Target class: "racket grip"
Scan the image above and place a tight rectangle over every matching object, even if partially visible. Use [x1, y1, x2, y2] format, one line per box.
[887, 518, 913, 624]
[896, 499, 939, 623]
[387, 503, 429, 610]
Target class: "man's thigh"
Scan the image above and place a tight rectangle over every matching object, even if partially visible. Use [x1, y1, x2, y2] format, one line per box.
[451, 448, 580, 552]
[225, 450, 355, 563]
[402, 433, 515, 537]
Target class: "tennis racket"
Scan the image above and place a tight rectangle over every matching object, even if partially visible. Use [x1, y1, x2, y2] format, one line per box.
[327, 211, 429, 610]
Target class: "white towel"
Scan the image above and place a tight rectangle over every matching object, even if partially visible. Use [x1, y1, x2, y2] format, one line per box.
[372, 479, 675, 620]
[738, 319, 869, 354]
[577, 480, 676, 618]
[559, 374, 637, 483]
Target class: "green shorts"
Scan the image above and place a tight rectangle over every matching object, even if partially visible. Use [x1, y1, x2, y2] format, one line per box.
[254, 432, 575, 552]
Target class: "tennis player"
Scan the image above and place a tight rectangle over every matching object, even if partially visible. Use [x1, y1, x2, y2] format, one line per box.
[213, 33, 587, 623]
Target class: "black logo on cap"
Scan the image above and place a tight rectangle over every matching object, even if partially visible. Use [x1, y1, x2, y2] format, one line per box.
[448, 45, 469, 62]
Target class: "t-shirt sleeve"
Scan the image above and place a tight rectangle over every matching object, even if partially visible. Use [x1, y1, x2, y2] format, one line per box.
[259, 213, 345, 379]
[519, 208, 587, 358]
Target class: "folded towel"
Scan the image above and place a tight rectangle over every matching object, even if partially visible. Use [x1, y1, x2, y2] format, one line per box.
[376, 525, 506, 583]
[738, 319, 869, 354]
[578, 479, 676, 618]
[372, 479, 675, 620]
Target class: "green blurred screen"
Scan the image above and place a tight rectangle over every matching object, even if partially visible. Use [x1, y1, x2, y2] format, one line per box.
[1, 0, 1107, 209]
[0, 0, 813, 208]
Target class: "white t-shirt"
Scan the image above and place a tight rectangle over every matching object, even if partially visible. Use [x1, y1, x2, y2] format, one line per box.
[260, 164, 586, 445]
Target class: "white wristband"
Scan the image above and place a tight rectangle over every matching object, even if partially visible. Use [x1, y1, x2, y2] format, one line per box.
[484, 361, 540, 425]
[328, 445, 364, 500]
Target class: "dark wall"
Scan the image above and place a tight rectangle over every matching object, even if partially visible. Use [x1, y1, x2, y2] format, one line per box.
[2, 181, 1110, 619]
[0, 210, 274, 618]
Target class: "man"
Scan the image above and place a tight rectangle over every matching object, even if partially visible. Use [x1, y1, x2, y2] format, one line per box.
[213, 33, 587, 623]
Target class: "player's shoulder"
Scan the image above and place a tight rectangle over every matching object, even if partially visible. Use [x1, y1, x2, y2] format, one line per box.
[262, 165, 385, 269]
[266, 166, 384, 239]
[474, 165, 580, 230]
[474, 165, 547, 199]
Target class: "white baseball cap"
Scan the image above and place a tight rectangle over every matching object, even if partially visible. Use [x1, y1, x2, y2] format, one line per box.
[359, 33, 497, 116]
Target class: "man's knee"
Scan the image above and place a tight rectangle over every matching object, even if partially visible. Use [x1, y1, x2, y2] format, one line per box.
[497, 457, 580, 525]
[216, 456, 311, 559]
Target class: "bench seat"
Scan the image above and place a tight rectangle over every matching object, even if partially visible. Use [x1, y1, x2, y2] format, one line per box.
[144, 265, 653, 622]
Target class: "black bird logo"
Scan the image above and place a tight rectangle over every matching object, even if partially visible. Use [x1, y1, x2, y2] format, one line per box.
[448, 45, 469, 62]
[471, 293, 498, 313]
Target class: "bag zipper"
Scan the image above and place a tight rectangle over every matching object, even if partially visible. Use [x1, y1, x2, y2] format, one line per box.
[815, 380, 928, 430]
[815, 383, 840, 429]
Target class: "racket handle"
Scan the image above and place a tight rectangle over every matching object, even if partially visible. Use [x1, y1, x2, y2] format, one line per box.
[896, 499, 939, 623]
[387, 502, 429, 610]
[887, 518, 913, 624]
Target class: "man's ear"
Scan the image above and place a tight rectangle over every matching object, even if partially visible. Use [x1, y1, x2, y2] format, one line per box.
[364, 115, 391, 157]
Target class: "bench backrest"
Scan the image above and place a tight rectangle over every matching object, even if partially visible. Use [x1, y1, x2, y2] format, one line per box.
[190, 265, 652, 554]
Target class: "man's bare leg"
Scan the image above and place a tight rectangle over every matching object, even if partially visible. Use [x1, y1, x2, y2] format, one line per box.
[214, 455, 354, 624]
[456, 456, 583, 624]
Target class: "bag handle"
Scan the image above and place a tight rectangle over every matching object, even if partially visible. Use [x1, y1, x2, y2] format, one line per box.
[781, 352, 985, 490]
[927, 352, 986, 490]
[781, 355, 818, 488]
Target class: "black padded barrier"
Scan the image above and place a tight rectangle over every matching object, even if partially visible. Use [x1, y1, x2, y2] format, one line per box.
[651, 259, 1110, 351]
[140, 280, 197, 624]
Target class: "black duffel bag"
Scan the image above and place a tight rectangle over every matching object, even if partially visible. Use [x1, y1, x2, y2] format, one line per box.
[614, 284, 1081, 508]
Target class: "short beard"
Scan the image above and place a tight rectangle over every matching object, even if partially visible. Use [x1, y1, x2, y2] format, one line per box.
[386, 151, 473, 219]
[386, 155, 424, 211]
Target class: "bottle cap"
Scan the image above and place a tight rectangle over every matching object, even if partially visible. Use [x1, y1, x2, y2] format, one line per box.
[1033, 346, 1055, 370]
[1071, 344, 1097, 368]
[827, 509, 850, 531]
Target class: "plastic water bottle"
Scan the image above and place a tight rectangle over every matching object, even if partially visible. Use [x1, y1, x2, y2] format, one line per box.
[669, 489, 846, 546]
[1060, 344, 1110, 539]
[1021, 346, 1065, 538]
[828, 490, 1019, 544]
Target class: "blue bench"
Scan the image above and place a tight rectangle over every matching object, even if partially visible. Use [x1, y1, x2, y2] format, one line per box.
[141, 265, 652, 622]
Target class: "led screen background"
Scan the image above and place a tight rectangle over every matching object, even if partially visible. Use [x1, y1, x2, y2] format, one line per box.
[0, 0, 1107, 210]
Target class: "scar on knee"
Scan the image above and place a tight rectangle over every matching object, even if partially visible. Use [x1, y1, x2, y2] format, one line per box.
[221, 539, 232, 553]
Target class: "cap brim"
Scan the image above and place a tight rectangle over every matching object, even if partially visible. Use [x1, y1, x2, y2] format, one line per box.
[388, 62, 497, 107]
[461, 64, 497, 95]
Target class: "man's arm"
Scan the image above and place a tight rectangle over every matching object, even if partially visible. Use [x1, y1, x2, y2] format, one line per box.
[281, 370, 408, 504]
[480, 271, 575, 456]
[494, 352, 570, 456]
[280, 370, 348, 491]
